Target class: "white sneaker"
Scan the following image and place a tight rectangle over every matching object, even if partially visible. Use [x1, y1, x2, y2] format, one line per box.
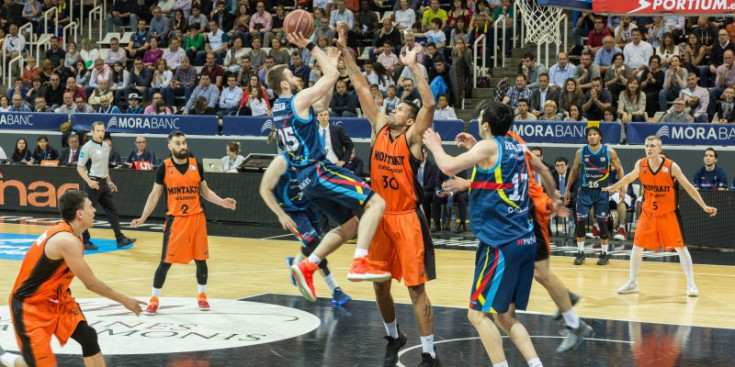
[617, 281, 639, 294]
[686, 284, 699, 297]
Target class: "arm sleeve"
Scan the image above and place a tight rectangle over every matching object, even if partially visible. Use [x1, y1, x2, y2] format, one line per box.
[155, 163, 166, 184]
[197, 159, 205, 182]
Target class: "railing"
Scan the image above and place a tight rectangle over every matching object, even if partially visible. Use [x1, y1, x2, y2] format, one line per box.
[493, 15, 507, 68]
[7, 55, 24, 89]
[513, 1, 522, 47]
[473, 34, 486, 89]
[62, 22, 78, 47]
[18, 22, 33, 57]
[88, 6, 103, 39]
[43, 7, 59, 37]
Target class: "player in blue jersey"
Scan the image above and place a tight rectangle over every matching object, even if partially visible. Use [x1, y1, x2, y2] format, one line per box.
[264, 32, 390, 303]
[259, 152, 352, 307]
[564, 126, 625, 266]
[423, 101, 543, 367]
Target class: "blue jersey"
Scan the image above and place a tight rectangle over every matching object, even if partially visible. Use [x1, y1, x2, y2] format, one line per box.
[692, 166, 728, 190]
[579, 144, 611, 189]
[272, 95, 326, 167]
[469, 136, 534, 247]
[273, 153, 308, 212]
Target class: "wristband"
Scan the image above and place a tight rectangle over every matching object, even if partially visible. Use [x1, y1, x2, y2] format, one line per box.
[306, 42, 316, 52]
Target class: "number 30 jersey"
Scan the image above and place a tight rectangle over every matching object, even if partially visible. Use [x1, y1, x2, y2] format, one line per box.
[272, 95, 327, 167]
[370, 126, 421, 212]
[469, 136, 533, 247]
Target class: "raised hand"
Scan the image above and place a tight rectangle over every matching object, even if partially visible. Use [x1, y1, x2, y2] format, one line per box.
[336, 21, 349, 49]
[422, 129, 443, 152]
[286, 32, 310, 49]
[400, 45, 422, 66]
[455, 132, 478, 150]
[326, 46, 341, 68]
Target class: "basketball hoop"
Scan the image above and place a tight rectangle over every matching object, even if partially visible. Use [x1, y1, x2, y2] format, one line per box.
[516, 0, 564, 45]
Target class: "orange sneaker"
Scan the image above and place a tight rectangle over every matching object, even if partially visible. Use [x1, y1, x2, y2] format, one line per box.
[347, 256, 391, 282]
[198, 293, 210, 311]
[291, 259, 319, 302]
[144, 296, 159, 315]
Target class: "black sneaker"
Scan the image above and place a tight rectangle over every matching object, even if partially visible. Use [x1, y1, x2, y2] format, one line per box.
[84, 241, 99, 250]
[418, 351, 441, 366]
[117, 237, 136, 248]
[573, 251, 586, 265]
[430, 223, 441, 232]
[553, 292, 580, 321]
[597, 252, 610, 265]
[383, 329, 407, 367]
[453, 223, 466, 233]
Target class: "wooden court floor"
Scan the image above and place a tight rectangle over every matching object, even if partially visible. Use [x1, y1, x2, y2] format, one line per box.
[1, 222, 734, 330]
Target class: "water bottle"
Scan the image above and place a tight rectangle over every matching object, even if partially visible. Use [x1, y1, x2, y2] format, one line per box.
[446, 177, 455, 228]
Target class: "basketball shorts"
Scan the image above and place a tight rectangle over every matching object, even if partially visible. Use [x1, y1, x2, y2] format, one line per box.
[469, 234, 537, 314]
[10, 293, 86, 367]
[369, 209, 436, 287]
[162, 212, 209, 264]
[530, 195, 553, 261]
[286, 207, 322, 248]
[576, 187, 610, 221]
[297, 160, 375, 225]
[633, 210, 685, 251]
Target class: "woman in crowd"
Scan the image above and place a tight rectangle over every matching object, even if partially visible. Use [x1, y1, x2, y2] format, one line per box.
[224, 37, 248, 74]
[31, 135, 60, 165]
[191, 96, 215, 115]
[64, 41, 81, 70]
[155, 99, 171, 114]
[371, 62, 395, 94]
[602, 107, 620, 122]
[0, 95, 11, 112]
[143, 36, 164, 68]
[221, 141, 245, 173]
[394, 0, 416, 31]
[25, 77, 45, 105]
[541, 100, 564, 121]
[640, 55, 665, 118]
[169, 9, 188, 42]
[21, 57, 42, 85]
[75, 60, 90, 87]
[149, 58, 173, 103]
[448, 0, 471, 31]
[229, 4, 250, 42]
[682, 33, 706, 74]
[450, 38, 473, 105]
[12, 138, 32, 164]
[246, 87, 270, 117]
[604, 53, 632, 104]
[247, 36, 266, 68]
[564, 104, 588, 122]
[558, 77, 584, 116]
[618, 77, 647, 123]
[646, 16, 668, 48]
[110, 61, 130, 103]
[80, 38, 99, 69]
[659, 55, 687, 112]
[657, 32, 679, 70]
[449, 17, 471, 50]
[39, 60, 55, 84]
[269, 38, 290, 65]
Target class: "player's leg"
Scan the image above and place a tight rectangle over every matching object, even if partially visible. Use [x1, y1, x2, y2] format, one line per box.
[574, 189, 592, 265]
[619, 212, 659, 294]
[4, 301, 55, 367]
[301, 209, 350, 305]
[467, 309, 507, 365]
[192, 213, 211, 310]
[70, 322, 104, 367]
[146, 215, 177, 315]
[613, 194, 629, 240]
[493, 307, 541, 366]
[97, 182, 134, 247]
[145, 261, 172, 314]
[0, 353, 30, 367]
[594, 191, 611, 265]
[663, 212, 697, 296]
[194, 260, 209, 310]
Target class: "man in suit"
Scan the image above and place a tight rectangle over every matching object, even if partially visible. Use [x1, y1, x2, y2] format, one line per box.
[317, 110, 354, 167]
[529, 73, 560, 119]
[60, 132, 81, 166]
[433, 169, 470, 233]
[417, 147, 440, 231]
[531, 147, 556, 177]
[552, 156, 576, 233]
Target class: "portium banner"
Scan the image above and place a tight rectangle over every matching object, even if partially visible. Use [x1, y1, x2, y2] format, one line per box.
[626, 122, 735, 146]
[593, 0, 735, 15]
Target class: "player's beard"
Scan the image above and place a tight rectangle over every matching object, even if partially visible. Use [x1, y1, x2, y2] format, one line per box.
[172, 148, 188, 159]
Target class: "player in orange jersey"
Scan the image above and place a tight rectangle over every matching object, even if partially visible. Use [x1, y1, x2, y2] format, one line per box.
[335, 23, 440, 366]
[131, 131, 237, 314]
[0, 190, 143, 367]
[603, 135, 716, 296]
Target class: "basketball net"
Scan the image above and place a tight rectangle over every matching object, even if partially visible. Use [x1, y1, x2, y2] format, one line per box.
[516, 0, 563, 45]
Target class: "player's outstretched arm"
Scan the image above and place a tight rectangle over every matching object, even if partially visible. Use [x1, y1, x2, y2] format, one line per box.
[130, 183, 163, 227]
[564, 149, 582, 205]
[200, 181, 237, 209]
[52, 233, 144, 315]
[259, 156, 298, 231]
[529, 153, 559, 199]
[290, 32, 340, 120]
[672, 162, 717, 216]
[603, 160, 640, 193]
[405, 45, 435, 145]
[335, 21, 387, 135]
[423, 129, 497, 176]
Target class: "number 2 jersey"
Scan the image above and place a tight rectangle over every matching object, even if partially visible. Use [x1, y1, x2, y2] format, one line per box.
[469, 136, 534, 247]
[157, 157, 204, 216]
[370, 126, 422, 212]
[579, 144, 611, 189]
[272, 95, 327, 167]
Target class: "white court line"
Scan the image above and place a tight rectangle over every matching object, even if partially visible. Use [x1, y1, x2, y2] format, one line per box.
[259, 234, 294, 240]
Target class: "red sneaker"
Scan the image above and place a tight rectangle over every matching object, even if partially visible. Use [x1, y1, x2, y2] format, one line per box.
[587, 226, 600, 239]
[291, 260, 319, 302]
[346, 256, 391, 282]
[614, 227, 627, 241]
[144, 296, 159, 315]
[198, 293, 210, 311]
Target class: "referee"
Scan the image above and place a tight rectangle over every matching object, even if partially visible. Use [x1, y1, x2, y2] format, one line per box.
[77, 121, 136, 250]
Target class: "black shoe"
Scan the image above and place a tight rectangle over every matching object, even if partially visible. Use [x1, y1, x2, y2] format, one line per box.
[430, 223, 441, 232]
[453, 223, 466, 233]
[553, 292, 580, 320]
[117, 237, 136, 248]
[84, 241, 99, 251]
[418, 351, 441, 366]
[383, 328, 408, 367]
[597, 252, 610, 265]
[573, 251, 586, 265]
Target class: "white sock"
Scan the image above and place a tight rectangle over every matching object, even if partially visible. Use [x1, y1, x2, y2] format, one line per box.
[354, 248, 368, 259]
[307, 254, 322, 265]
[294, 253, 303, 263]
[151, 287, 161, 297]
[197, 284, 207, 294]
[629, 246, 643, 283]
[420, 335, 435, 358]
[562, 309, 580, 329]
[493, 362, 510, 367]
[322, 273, 338, 292]
[602, 243, 609, 254]
[593, 222, 599, 229]
[527, 357, 543, 367]
[577, 241, 585, 252]
[675, 247, 695, 285]
[1, 353, 20, 367]
[619, 224, 625, 229]
[384, 320, 399, 339]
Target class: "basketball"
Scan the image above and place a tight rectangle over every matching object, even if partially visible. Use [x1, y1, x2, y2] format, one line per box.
[284, 9, 316, 38]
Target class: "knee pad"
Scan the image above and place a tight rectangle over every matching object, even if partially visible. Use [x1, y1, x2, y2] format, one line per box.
[71, 322, 100, 357]
[599, 222, 610, 240]
[575, 220, 587, 238]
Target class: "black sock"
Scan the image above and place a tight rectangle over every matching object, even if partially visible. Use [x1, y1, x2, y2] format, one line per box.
[195, 260, 208, 285]
[153, 262, 172, 289]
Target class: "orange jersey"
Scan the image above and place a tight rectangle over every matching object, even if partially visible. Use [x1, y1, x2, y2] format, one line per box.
[11, 222, 81, 303]
[164, 157, 204, 216]
[506, 131, 546, 200]
[639, 158, 678, 215]
[370, 126, 421, 212]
